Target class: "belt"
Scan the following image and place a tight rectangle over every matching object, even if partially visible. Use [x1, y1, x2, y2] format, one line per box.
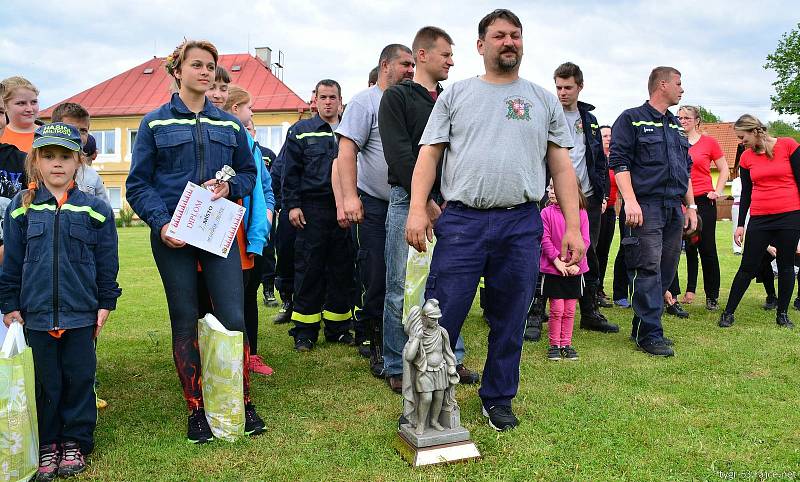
[448, 200, 535, 211]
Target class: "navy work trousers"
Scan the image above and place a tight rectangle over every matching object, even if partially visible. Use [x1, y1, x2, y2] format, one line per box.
[27, 326, 97, 455]
[425, 201, 542, 409]
[620, 201, 683, 345]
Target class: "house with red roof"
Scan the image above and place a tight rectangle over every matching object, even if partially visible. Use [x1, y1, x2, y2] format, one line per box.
[41, 50, 310, 210]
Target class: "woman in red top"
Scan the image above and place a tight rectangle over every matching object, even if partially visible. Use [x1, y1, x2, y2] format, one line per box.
[678, 106, 728, 310]
[720, 114, 800, 328]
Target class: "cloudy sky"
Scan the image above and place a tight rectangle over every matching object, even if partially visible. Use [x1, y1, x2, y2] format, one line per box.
[1, 0, 797, 126]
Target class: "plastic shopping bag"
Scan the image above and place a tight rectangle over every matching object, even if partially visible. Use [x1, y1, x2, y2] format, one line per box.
[403, 237, 436, 321]
[197, 314, 245, 441]
[0, 321, 39, 482]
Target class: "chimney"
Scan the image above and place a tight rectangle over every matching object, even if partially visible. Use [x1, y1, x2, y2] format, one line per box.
[255, 46, 272, 67]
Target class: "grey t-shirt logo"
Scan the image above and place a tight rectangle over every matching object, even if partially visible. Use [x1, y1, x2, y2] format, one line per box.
[505, 97, 532, 121]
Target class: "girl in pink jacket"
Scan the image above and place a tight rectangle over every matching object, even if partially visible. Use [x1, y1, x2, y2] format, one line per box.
[539, 182, 590, 361]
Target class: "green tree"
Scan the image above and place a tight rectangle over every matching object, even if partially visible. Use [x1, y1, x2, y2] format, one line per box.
[697, 105, 721, 123]
[764, 23, 800, 127]
[768, 119, 800, 141]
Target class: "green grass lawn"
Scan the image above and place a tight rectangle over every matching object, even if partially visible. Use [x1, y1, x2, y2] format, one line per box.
[82, 222, 799, 481]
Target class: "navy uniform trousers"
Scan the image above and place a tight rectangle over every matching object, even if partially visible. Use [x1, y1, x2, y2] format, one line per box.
[425, 201, 541, 409]
[289, 199, 355, 342]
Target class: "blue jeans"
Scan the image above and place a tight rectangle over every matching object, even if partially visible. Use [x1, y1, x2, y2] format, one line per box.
[620, 201, 683, 345]
[426, 201, 542, 408]
[383, 186, 465, 376]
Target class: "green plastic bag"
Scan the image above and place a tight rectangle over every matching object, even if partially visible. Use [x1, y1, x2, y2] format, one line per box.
[0, 321, 39, 482]
[403, 237, 436, 321]
[197, 314, 245, 441]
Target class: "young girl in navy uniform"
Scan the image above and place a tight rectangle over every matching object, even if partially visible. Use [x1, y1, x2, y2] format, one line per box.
[0, 123, 120, 480]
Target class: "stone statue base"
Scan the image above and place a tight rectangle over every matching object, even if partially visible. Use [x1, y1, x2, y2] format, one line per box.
[395, 406, 480, 466]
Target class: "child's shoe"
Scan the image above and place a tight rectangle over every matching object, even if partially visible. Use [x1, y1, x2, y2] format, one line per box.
[561, 345, 579, 361]
[57, 441, 86, 477]
[187, 408, 214, 444]
[245, 403, 266, 436]
[547, 345, 561, 361]
[35, 444, 60, 482]
[248, 354, 274, 376]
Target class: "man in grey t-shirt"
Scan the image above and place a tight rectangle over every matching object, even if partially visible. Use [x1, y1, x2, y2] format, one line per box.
[334, 44, 414, 378]
[406, 9, 585, 432]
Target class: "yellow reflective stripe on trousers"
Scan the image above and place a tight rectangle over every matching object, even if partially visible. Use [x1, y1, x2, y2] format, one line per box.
[10, 203, 106, 222]
[295, 131, 334, 140]
[478, 277, 485, 288]
[291, 312, 322, 324]
[148, 118, 240, 131]
[323, 310, 352, 322]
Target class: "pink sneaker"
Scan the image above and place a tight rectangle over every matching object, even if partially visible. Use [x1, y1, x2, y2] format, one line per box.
[35, 444, 60, 482]
[57, 441, 86, 477]
[249, 354, 274, 376]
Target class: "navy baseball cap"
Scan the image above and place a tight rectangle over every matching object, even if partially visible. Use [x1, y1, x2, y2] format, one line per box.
[31, 122, 82, 152]
[83, 134, 97, 156]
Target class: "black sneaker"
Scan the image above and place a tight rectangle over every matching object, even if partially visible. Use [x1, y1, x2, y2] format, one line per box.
[629, 336, 674, 346]
[244, 403, 266, 436]
[263, 291, 278, 308]
[357, 341, 371, 358]
[776, 312, 795, 329]
[794, 297, 800, 311]
[547, 345, 561, 361]
[482, 405, 519, 431]
[665, 301, 689, 318]
[294, 338, 314, 352]
[326, 331, 355, 345]
[456, 364, 480, 384]
[706, 298, 719, 311]
[639, 341, 674, 357]
[273, 301, 292, 324]
[763, 297, 778, 310]
[561, 345, 579, 360]
[187, 408, 213, 444]
[718, 312, 735, 328]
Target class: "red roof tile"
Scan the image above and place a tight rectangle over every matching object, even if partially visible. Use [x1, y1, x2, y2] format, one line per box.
[41, 54, 309, 118]
[700, 122, 740, 177]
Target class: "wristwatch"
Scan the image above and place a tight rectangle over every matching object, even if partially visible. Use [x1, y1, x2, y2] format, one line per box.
[687, 204, 697, 210]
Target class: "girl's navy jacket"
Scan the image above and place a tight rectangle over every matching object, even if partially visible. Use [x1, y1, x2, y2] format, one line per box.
[0, 185, 121, 331]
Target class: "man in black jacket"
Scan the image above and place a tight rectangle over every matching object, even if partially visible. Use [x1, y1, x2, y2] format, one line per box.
[378, 26, 478, 393]
[552, 62, 618, 333]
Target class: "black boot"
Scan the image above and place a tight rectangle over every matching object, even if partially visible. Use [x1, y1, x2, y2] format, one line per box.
[580, 285, 619, 333]
[524, 296, 545, 342]
[596, 289, 613, 308]
[273, 293, 292, 324]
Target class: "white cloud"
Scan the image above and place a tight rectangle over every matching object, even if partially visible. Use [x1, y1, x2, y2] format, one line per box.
[0, 0, 796, 124]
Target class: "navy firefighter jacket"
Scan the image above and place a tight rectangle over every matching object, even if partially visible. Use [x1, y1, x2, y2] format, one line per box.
[126, 93, 257, 234]
[608, 101, 692, 203]
[0, 185, 121, 331]
[280, 114, 339, 211]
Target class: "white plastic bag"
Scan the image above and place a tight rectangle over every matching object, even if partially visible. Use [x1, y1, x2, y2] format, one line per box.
[197, 314, 245, 441]
[0, 321, 39, 482]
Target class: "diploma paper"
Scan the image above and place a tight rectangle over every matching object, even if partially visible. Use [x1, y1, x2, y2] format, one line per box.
[166, 182, 245, 257]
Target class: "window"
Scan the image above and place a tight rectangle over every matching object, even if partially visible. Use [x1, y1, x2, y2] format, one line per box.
[127, 129, 138, 158]
[90, 130, 116, 155]
[107, 187, 122, 211]
[255, 125, 287, 153]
